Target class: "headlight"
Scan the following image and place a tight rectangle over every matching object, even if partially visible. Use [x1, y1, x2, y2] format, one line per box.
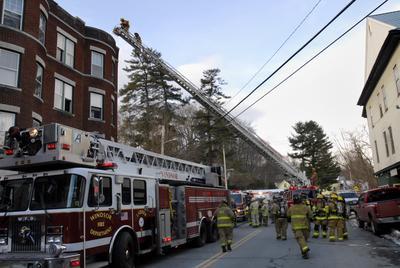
[47, 235, 62, 244]
[28, 128, 39, 138]
[48, 243, 66, 257]
[0, 238, 7, 245]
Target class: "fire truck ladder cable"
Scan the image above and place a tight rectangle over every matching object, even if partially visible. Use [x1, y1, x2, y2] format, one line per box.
[219, 0, 356, 120]
[231, 0, 389, 121]
[225, 0, 323, 106]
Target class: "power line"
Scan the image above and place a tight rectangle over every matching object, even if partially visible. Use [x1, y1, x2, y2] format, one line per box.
[231, 0, 389, 121]
[220, 0, 357, 120]
[225, 0, 323, 106]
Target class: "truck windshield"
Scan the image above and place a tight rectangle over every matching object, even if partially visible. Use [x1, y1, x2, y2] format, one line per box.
[0, 179, 33, 212]
[368, 188, 400, 202]
[340, 192, 358, 199]
[231, 194, 243, 204]
[30, 174, 85, 210]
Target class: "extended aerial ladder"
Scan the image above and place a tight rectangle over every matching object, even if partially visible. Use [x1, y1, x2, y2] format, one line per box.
[113, 20, 308, 184]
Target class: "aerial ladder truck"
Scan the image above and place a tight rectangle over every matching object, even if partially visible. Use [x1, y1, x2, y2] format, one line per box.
[0, 124, 228, 267]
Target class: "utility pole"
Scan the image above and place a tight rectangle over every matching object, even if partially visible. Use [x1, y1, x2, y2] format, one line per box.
[161, 125, 165, 155]
[223, 144, 228, 190]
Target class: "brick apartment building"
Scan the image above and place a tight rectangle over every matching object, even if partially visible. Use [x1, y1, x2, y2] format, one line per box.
[0, 0, 119, 140]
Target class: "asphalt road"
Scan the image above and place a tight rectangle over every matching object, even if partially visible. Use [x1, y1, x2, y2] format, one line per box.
[137, 220, 400, 268]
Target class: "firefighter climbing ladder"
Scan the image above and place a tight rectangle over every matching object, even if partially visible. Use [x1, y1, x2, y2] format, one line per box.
[113, 23, 307, 184]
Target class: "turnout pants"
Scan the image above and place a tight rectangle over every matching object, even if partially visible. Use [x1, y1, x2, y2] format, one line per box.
[262, 216, 269, 226]
[328, 219, 344, 241]
[293, 229, 309, 254]
[251, 212, 259, 227]
[313, 219, 328, 238]
[275, 218, 288, 239]
[218, 227, 233, 246]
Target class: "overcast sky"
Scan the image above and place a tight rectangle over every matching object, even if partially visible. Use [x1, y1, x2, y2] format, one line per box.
[57, 0, 400, 155]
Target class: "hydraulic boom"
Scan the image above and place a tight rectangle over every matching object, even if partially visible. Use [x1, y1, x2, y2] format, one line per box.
[113, 20, 307, 184]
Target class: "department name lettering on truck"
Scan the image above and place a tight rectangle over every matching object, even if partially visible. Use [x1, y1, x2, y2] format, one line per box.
[0, 123, 229, 268]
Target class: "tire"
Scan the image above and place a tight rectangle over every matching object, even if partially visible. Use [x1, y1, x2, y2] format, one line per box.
[112, 232, 135, 268]
[356, 214, 364, 228]
[370, 220, 382, 236]
[194, 224, 207, 247]
[207, 223, 218, 243]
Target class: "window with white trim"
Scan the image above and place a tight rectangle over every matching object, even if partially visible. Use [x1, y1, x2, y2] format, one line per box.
[54, 79, 73, 113]
[32, 118, 41, 127]
[90, 92, 103, 120]
[374, 140, 380, 164]
[34, 63, 43, 98]
[0, 111, 15, 131]
[111, 99, 115, 124]
[388, 126, 395, 155]
[382, 86, 388, 112]
[91, 51, 104, 78]
[2, 0, 24, 30]
[393, 65, 400, 95]
[56, 33, 74, 67]
[383, 131, 389, 157]
[0, 48, 19, 87]
[38, 12, 46, 45]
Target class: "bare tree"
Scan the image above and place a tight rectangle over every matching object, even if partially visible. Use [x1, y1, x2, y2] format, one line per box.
[334, 127, 377, 188]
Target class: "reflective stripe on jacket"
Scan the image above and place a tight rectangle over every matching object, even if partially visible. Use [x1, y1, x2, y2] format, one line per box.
[287, 204, 312, 230]
[215, 204, 234, 228]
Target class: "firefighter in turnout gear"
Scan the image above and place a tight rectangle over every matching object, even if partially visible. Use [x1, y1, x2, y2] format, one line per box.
[327, 193, 344, 241]
[271, 197, 288, 240]
[261, 199, 269, 226]
[337, 195, 348, 240]
[250, 198, 260, 227]
[287, 194, 313, 259]
[214, 199, 235, 252]
[312, 194, 328, 238]
[302, 194, 312, 241]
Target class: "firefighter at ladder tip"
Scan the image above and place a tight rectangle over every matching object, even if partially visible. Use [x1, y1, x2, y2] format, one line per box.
[287, 194, 312, 259]
[214, 199, 235, 252]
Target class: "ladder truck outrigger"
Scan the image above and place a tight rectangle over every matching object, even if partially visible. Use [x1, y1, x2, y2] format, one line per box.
[0, 124, 229, 267]
[113, 19, 308, 186]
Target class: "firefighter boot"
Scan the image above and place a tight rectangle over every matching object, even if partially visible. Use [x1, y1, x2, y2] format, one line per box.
[227, 244, 232, 251]
[222, 246, 227, 253]
[302, 247, 310, 259]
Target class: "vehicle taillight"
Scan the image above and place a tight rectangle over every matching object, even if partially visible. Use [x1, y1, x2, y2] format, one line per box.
[70, 259, 80, 267]
[163, 237, 172, 243]
[5, 149, 13, 155]
[47, 143, 57, 150]
[62, 143, 71, 150]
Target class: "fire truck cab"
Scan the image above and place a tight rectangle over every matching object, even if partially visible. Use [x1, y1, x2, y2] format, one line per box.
[284, 185, 319, 207]
[0, 124, 228, 267]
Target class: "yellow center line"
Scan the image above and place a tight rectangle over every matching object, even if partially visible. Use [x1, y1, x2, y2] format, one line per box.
[195, 229, 262, 268]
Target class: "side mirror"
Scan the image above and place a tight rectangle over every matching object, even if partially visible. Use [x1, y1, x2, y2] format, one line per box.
[92, 176, 104, 209]
[116, 193, 122, 214]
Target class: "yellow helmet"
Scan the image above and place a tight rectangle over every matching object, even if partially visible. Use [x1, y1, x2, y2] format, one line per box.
[330, 193, 338, 199]
[317, 194, 324, 199]
[337, 196, 344, 201]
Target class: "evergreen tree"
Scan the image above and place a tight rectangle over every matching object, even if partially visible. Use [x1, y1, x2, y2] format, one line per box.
[194, 69, 231, 164]
[288, 120, 340, 187]
[119, 48, 186, 153]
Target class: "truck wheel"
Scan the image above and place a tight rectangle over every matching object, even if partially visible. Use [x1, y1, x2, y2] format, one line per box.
[194, 224, 207, 247]
[207, 223, 218, 243]
[356, 214, 364, 228]
[112, 232, 135, 268]
[371, 221, 382, 236]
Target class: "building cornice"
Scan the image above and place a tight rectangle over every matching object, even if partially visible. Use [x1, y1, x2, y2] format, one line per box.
[357, 29, 400, 114]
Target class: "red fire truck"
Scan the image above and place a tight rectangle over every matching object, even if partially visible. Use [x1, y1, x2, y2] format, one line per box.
[0, 124, 228, 267]
[284, 185, 319, 207]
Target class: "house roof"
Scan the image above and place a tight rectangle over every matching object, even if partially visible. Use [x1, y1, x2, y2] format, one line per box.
[370, 10, 400, 28]
[357, 28, 400, 117]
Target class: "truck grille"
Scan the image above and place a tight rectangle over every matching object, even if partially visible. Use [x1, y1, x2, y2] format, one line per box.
[11, 220, 42, 252]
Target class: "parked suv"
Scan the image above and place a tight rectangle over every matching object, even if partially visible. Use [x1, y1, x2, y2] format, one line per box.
[339, 191, 358, 215]
[354, 187, 400, 235]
